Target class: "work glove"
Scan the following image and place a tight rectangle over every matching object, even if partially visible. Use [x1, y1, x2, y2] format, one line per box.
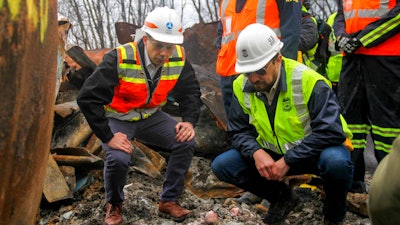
[336, 33, 362, 54]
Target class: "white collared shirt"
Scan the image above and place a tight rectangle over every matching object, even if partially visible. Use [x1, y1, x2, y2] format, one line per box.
[144, 49, 161, 80]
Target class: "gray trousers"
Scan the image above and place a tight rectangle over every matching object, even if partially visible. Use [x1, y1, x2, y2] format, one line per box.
[102, 110, 195, 204]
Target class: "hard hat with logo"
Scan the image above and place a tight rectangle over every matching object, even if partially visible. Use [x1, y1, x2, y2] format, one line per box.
[235, 23, 284, 73]
[141, 6, 183, 44]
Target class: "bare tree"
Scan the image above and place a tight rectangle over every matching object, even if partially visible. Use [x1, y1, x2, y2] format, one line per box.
[58, 0, 222, 49]
[309, 0, 338, 20]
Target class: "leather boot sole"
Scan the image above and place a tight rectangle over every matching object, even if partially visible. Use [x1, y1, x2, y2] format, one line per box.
[158, 211, 190, 222]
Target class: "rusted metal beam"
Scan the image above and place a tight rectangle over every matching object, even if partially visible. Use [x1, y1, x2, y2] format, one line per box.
[0, 1, 58, 224]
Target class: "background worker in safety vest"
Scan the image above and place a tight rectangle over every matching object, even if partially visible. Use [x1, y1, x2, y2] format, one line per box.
[368, 135, 400, 225]
[299, 0, 334, 80]
[77, 7, 201, 225]
[325, 12, 343, 94]
[334, 0, 400, 193]
[211, 24, 354, 225]
[299, 1, 319, 67]
[216, 0, 302, 119]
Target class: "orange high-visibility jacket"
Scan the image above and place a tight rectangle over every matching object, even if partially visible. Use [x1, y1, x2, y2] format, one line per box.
[107, 42, 185, 113]
[344, 0, 400, 55]
[216, 0, 280, 76]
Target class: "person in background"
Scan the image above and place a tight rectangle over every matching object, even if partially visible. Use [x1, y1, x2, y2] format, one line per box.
[325, 12, 342, 94]
[77, 6, 201, 225]
[334, 0, 400, 193]
[299, 1, 319, 67]
[216, 0, 302, 118]
[211, 23, 354, 225]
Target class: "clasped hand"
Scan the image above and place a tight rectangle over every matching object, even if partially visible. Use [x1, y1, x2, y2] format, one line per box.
[253, 149, 290, 181]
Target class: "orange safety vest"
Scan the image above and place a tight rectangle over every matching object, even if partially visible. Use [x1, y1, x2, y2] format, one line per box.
[216, 0, 281, 76]
[343, 0, 400, 55]
[106, 42, 185, 114]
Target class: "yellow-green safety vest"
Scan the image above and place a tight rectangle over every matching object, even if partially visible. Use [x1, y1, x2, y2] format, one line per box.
[233, 58, 352, 154]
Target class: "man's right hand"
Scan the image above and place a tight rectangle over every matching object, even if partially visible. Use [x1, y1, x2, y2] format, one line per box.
[106, 132, 132, 154]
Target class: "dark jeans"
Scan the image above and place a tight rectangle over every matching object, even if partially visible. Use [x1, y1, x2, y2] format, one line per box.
[211, 145, 353, 223]
[102, 110, 195, 204]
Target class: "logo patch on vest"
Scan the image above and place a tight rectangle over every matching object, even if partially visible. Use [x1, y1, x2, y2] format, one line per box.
[282, 97, 292, 111]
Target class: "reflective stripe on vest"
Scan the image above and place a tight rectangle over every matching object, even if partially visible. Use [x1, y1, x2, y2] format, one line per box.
[217, 0, 281, 76]
[343, 0, 400, 55]
[326, 12, 343, 82]
[105, 42, 184, 121]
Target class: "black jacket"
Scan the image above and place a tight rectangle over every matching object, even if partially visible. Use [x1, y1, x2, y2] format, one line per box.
[77, 40, 201, 143]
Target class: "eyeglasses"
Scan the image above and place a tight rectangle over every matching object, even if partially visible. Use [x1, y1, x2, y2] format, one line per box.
[147, 36, 175, 51]
[245, 67, 267, 76]
[245, 62, 273, 77]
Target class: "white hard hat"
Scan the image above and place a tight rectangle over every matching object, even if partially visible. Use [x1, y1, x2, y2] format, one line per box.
[235, 23, 283, 73]
[141, 6, 183, 44]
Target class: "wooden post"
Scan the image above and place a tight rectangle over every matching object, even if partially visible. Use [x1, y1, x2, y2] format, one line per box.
[0, 1, 58, 224]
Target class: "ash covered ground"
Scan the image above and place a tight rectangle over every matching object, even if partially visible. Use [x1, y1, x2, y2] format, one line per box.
[37, 156, 372, 225]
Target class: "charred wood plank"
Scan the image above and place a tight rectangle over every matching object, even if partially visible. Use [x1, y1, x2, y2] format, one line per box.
[66, 45, 97, 70]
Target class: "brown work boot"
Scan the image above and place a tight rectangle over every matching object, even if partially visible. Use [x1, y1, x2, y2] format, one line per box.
[158, 200, 191, 222]
[105, 203, 123, 225]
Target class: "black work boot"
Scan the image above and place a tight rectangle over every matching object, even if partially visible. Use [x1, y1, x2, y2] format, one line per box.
[324, 218, 344, 225]
[263, 190, 300, 225]
[224, 191, 263, 205]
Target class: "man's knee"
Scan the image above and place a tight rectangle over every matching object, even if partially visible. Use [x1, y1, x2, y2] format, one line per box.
[211, 155, 227, 180]
[106, 150, 131, 170]
[320, 146, 353, 180]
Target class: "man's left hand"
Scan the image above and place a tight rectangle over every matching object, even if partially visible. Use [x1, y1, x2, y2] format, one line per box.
[274, 158, 290, 181]
[175, 121, 195, 142]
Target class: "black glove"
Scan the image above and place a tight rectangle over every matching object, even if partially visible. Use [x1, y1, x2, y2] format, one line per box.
[336, 33, 362, 54]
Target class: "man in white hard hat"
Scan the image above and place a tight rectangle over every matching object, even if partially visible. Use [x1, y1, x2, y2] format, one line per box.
[77, 6, 201, 224]
[211, 23, 354, 225]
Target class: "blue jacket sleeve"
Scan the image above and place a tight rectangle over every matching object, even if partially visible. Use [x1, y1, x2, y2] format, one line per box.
[333, 0, 346, 37]
[283, 80, 347, 166]
[277, 0, 302, 60]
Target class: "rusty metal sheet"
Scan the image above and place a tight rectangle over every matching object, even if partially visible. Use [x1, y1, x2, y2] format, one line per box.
[43, 154, 73, 203]
[200, 79, 227, 131]
[54, 100, 80, 118]
[115, 22, 139, 44]
[51, 112, 92, 149]
[130, 140, 166, 178]
[51, 147, 104, 171]
[0, 1, 58, 224]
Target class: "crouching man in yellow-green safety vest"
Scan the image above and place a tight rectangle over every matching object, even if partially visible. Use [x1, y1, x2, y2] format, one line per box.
[211, 24, 354, 225]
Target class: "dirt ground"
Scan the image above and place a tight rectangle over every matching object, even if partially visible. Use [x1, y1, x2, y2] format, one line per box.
[36, 155, 373, 225]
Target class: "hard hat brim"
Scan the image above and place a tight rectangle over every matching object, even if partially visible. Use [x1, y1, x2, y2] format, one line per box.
[142, 27, 184, 44]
